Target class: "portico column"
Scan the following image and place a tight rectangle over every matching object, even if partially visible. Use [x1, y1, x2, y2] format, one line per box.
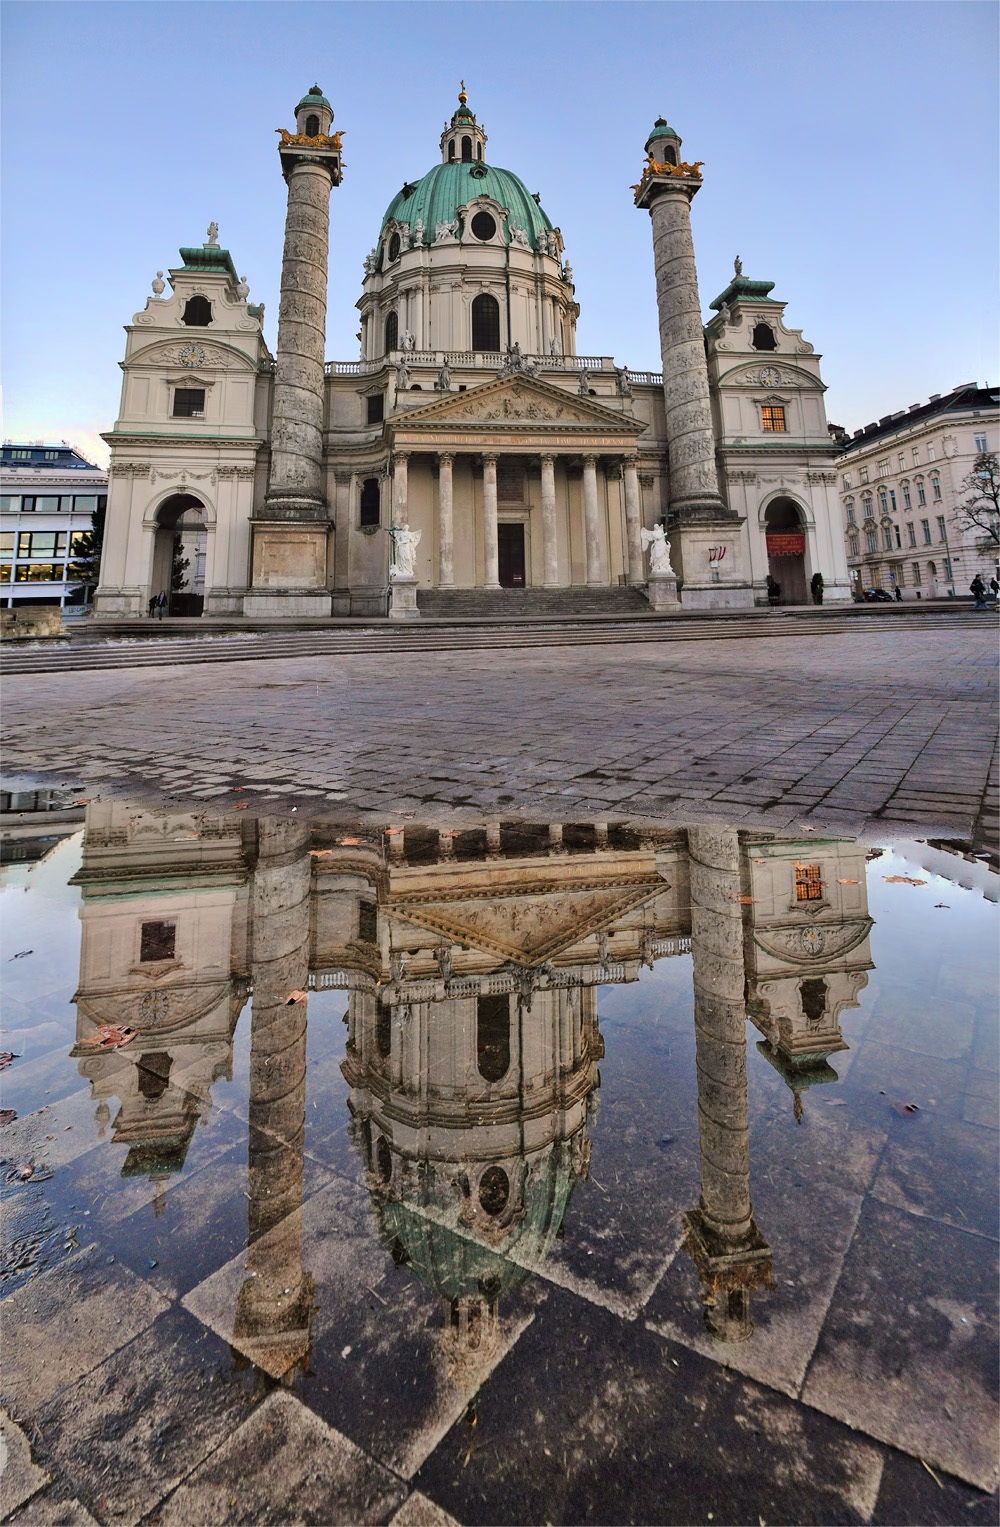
[482, 453, 500, 588]
[623, 456, 644, 584]
[438, 453, 455, 587]
[540, 453, 559, 588]
[392, 451, 409, 529]
[582, 454, 602, 585]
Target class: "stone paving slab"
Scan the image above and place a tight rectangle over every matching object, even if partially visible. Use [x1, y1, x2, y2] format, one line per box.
[2, 629, 996, 847]
[153, 1391, 407, 1526]
[801, 1199, 1000, 1492]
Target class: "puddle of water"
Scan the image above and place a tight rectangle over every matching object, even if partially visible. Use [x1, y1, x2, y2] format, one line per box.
[1, 798, 997, 1521]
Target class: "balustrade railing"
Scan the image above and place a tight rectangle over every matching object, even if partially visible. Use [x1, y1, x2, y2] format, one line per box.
[324, 352, 627, 378]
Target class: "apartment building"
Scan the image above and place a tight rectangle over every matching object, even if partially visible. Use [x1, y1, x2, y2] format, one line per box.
[1, 441, 108, 609]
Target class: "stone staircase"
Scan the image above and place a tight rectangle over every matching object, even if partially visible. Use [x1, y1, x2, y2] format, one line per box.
[416, 586, 653, 619]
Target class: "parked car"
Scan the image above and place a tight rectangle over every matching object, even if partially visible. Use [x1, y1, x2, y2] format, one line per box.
[862, 587, 894, 602]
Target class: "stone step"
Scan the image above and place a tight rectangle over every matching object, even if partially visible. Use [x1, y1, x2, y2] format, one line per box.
[416, 586, 653, 618]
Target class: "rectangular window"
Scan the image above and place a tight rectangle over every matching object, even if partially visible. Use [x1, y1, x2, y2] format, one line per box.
[878, 489, 888, 512]
[366, 393, 385, 425]
[859, 466, 870, 483]
[0, 496, 19, 512]
[912, 447, 920, 465]
[931, 478, 941, 500]
[917, 483, 926, 505]
[357, 901, 378, 944]
[866, 531, 878, 554]
[897, 453, 905, 470]
[912, 562, 922, 585]
[33, 496, 60, 513]
[921, 519, 932, 544]
[907, 522, 916, 546]
[883, 525, 893, 550]
[17, 532, 66, 557]
[975, 433, 988, 453]
[936, 515, 947, 541]
[877, 458, 889, 478]
[761, 405, 786, 432]
[20, 498, 35, 513]
[14, 563, 60, 581]
[72, 495, 98, 514]
[889, 490, 897, 511]
[140, 921, 176, 962]
[848, 536, 859, 558]
[894, 525, 902, 548]
[891, 562, 905, 586]
[903, 486, 911, 508]
[172, 388, 206, 418]
[0, 564, 12, 582]
[846, 505, 856, 525]
[943, 556, 953, 580]
[68, 531, 90, 555]
[926, 442, 935, 461]
[795, 864, 823, 901]
[0, 533, 14, 554]
[44, 450, 59, 460]
[842, 475, 852, 490]
[10, 449, 31, 461]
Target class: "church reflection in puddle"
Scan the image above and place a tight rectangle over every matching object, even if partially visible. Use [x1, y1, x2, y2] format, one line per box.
[65, 805, 875, 1377]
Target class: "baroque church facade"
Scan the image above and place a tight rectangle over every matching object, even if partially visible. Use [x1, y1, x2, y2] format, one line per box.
[95, 86, 850, 619]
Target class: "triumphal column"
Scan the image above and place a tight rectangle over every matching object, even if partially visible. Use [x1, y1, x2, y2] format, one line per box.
[245, 86, 343, 616]
[633, 120, 753, 609]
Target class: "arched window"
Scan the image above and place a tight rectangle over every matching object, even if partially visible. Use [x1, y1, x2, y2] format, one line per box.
[384, 311, 398, 354]
[479, 1166, 510, 1216]
[662, 144, 677, 165]
[448, 140, 456, 161]
[182, 296, 212, 327]
[931, 474, 941, 500]
[878, 488, 888, 512]
[461, 135, 472, 161]
[477, 143, 483, 161]
[376, 1004, 391, 1058]
[359, 477, 380, 527]
[305, 114, 320, 136]
[752, 321, 777, 351]
[471, 292, 500, 351]
[476, 994, 510, 1082]
[800, 979, 828, 1022]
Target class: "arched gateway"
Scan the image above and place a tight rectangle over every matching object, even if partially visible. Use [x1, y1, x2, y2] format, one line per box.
[152, 494, 207, 616]
[764, 498, 808, 605]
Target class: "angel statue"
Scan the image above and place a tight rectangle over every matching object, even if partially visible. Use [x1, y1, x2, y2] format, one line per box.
[641, 523, 675, 576]
[390, 523, 421, 578]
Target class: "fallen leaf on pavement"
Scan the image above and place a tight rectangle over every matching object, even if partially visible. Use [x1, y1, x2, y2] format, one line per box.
[233, 803, 249, 809]
[883, 876, 926, 885]
[891, 1101, 920, 1116]
[0, 1052, 19, 1071]
[934, 903, 950, 908]
[7, 950, 33, 961]
[823, 1099, 848, 1106]
[80, 1024, 137, 1050]
[837, 879, 860, 884]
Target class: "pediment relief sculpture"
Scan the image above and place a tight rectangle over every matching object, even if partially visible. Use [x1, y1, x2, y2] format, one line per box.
[130, 340, 256, 372]
[753, 917, 873, 966]
[401, 376, 644, 433]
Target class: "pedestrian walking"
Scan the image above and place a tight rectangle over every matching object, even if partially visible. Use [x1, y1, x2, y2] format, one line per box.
[990, 576, 999, 601]
[969, 575, 988, 609]
[894, 586, 902, 601]
[810, 572, 824, 606]
[147, 594, 157, 617]
[156, 591, 167, 620]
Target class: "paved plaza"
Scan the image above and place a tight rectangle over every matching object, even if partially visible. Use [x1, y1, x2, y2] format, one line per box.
[3, 624, 997, 844]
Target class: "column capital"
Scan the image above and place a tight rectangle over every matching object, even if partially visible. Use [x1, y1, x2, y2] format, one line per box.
[437, 451, 454, 465]
[392, 450, 410, 466]
[582, 453, 598, 469]
[622, 453, 639, 469]
[538, 452, 556, 468]
[481, 451, 499, 466]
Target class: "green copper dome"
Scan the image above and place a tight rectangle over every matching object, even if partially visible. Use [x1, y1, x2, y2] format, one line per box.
[380, 161, 554, 257]
[647, 117, 679, 140]
[296, 85, 331, 112]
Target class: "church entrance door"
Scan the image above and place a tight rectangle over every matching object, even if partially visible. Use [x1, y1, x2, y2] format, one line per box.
[764, 497, 808, 605]
[498, 523, 526, 588]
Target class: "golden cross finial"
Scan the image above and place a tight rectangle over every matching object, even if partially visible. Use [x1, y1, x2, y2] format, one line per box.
[458, 80, 468, 104]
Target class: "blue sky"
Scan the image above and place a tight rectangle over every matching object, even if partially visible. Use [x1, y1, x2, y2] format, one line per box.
[2, 0, 996, 464]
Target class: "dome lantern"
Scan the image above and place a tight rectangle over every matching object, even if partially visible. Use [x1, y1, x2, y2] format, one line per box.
[440, 82, 488, 165]
[645, 115, 683, 168]
[295, 83, 333, 139]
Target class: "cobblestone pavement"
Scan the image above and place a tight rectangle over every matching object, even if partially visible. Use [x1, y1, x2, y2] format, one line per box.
[3, 626, 997, 843]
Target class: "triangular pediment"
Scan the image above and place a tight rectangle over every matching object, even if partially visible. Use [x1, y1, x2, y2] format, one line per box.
[395, 373, 645, 434]
[387, 874, 665, 965]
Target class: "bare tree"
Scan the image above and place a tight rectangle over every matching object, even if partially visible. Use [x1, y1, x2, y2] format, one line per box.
[951, 452, 1000, 555]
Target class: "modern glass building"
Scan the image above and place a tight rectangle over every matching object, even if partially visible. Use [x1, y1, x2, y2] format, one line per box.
[0, 442, 108, 609]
